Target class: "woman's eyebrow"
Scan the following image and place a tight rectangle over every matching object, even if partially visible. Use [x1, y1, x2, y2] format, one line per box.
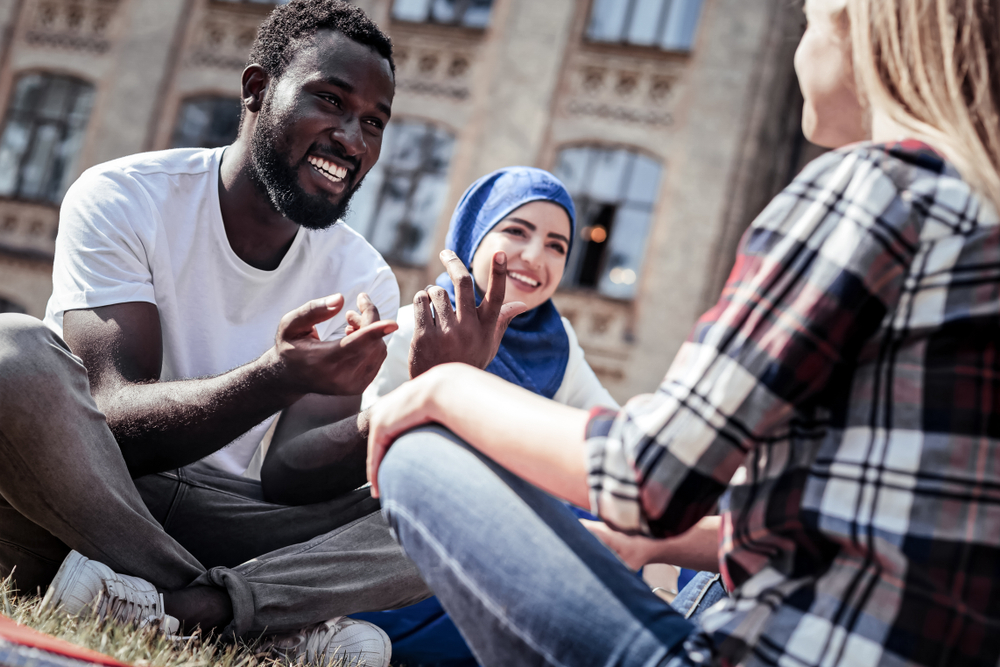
[504, 216, 569, 244]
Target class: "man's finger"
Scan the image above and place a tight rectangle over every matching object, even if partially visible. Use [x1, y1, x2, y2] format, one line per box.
[428, 286, 457, 330]
[340, 319, 398, 348]
[412, 290, 434, 336]
[440, 250, 476, 320]
[357, 292, 380, 328]
[495, 301, 528, 341]
[480, 251, 508, 323]
[281, 294, 345, 338]
[345, 310, 364, 335]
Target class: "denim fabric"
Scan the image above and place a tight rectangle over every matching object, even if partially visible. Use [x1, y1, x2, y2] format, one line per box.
[379, 425, 701, 667]
[670, 573, 726, 621]
[0, 315, 429, 637]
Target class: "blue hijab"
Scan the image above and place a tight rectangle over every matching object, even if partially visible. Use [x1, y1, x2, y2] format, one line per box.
[434, 167, 576, 399]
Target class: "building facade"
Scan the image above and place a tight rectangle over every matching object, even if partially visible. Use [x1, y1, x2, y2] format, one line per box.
[0, 0, 814, 402]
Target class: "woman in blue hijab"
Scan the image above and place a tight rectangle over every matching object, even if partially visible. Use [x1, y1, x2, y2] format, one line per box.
[356, 167, 619, 666]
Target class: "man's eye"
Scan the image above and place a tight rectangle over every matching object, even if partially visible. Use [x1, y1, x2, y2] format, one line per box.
[364, 118, 385, 130]
[320, 94, 342, 108]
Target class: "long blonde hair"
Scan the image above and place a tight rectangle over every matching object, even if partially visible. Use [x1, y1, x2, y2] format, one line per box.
[847, 0, 1000, 211]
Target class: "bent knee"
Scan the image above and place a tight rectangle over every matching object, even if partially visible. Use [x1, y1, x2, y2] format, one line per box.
[0, 314, 60, 353]
[379, 426, 477, 502]
[0, 314, 77, 386]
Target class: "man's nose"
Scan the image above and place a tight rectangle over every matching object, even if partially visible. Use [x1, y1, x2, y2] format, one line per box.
[331, 117, 366, 157]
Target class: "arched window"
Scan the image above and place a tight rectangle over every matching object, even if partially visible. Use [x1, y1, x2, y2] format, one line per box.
[172, 96, 242, 149]
[0, 297, 27, 314]
[0, 73, 95, 204]
[392, 0, 493, 28]
[345, 120, 455, 265]
[553, 145, 662, 300]
[587, 0, 704, 51]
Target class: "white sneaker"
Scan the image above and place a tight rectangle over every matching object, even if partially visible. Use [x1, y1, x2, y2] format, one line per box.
[262, 617, 391, 667]
[40, 550, 180, 635]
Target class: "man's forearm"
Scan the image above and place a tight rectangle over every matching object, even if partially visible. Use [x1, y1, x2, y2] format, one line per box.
[259, 411, 369, 505]
[100, 351, 300, 477]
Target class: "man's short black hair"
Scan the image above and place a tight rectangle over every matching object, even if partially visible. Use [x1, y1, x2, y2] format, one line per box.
[249, 0, 395, 80]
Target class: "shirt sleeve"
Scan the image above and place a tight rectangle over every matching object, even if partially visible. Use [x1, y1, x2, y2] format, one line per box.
[361, 304, 413, 410]
[588, 146, 915, 537]
[45, 168, 158, 334]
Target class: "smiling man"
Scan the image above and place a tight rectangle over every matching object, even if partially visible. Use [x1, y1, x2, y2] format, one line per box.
[0, 2, 430, 665]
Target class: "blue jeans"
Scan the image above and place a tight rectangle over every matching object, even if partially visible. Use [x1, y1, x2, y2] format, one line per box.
[378, 426, 705, 667]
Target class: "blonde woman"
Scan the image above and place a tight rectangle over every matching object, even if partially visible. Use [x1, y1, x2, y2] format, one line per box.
[366, 0, 1000, 665]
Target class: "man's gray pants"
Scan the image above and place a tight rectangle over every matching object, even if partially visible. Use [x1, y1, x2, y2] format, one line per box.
[0, 314, 430, 637]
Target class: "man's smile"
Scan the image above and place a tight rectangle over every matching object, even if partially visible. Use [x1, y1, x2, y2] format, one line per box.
[305, 154, 353, 195]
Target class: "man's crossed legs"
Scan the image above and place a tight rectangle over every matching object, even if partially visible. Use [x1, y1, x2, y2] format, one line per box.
[0, 315, 428, 647]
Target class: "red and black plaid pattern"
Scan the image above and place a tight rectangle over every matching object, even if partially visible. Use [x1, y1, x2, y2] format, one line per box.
[586, 141, 1000, 666]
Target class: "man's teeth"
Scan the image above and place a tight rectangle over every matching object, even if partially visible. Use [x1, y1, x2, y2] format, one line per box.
[508, 271, 540, 287]
[307, 156, 347, 182]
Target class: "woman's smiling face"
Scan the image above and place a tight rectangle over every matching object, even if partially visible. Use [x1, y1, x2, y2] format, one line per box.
[470, 200, 572, 312]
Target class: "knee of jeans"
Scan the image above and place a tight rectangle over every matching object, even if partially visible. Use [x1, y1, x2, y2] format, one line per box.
[379, 426, 459, 506]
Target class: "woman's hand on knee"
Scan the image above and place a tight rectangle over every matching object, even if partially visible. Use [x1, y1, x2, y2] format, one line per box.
[366, 366, 451, 497]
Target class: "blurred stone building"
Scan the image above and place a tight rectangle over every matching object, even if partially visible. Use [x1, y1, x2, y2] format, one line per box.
[0, 0, 815, 402]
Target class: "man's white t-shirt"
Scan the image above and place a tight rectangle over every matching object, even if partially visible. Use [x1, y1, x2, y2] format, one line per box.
[43, 147, 399, 475]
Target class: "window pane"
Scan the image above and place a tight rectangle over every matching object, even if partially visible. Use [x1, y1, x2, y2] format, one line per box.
[661, 0, 703, 50]
[0, 74, 95, 204]
[345, 165, 385, 239]
[626, 154, 662, 205]
[626, 0, 668, 47]
[19, 123, 60, 201]
[554, 148, 590, 193]
[393, 0, 431, 22]
[430, 0, 457, 23]
[0, 121, 30, 196]
[585, 149, 630, 202]
[346, 120, 455, 265]
[368, 174, 410, 252]
[587, 0, 630, 41]
[554, 146, 662, 298]
[462, 0, 493, 28]
[172, 97, 241, 149]
[10, 74, 46, 114]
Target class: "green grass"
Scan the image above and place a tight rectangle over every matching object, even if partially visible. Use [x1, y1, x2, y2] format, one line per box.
[0, 573, 358, 667]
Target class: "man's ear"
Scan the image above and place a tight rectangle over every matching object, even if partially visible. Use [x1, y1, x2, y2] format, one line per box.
[242, 65, 269, 114]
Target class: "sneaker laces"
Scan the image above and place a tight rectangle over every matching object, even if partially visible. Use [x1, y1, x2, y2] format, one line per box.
[301, 617, 347, 663]
[94, 581, 167, 629]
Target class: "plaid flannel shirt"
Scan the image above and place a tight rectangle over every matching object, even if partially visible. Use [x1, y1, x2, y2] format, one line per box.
[587, 141, 1000, 666]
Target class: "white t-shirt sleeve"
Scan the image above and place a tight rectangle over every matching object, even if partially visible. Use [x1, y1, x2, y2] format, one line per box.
[361, 303, 414, 409]
[44, 168, 158, 334]
[553, 317, 620, 410]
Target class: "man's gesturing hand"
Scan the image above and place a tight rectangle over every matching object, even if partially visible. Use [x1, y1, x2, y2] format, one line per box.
[271, 292, 398, 397]
[408, 249, 527, 378]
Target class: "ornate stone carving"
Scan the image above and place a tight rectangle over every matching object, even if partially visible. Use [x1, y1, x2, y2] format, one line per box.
[23, 0, 121, 54]
[391, 26, 478, 101]
[559, 52, 682, 128]
[553, 290, 633, 385]
[0, 200, 60, 258]
[187, 4, 266, 71]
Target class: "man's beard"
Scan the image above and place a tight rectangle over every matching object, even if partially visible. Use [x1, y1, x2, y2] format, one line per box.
[249, 100, 363, 231]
